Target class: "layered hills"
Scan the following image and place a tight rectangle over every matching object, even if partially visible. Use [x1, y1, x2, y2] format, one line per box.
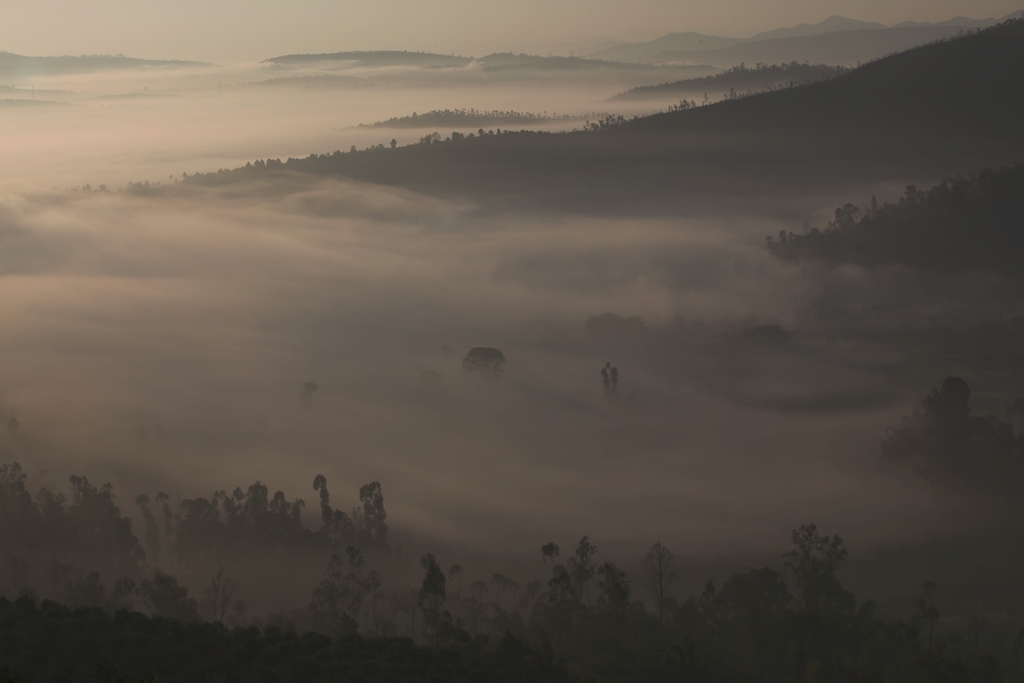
[187, 21, 1024, 215]
[0, 51, 203, 78]
[590, 11, 1022, 65]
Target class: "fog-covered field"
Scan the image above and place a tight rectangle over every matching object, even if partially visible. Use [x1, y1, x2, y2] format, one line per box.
[1, 46, 1021, 602]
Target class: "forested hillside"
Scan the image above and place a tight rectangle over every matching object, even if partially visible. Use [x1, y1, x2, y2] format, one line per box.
[182, 21, 1024, 214]
[768, 164, 1024, 274]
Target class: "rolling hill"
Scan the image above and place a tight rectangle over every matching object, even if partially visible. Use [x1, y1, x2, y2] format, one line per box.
[748, 15, 885, 41]
[0, 52, 203, 78]
[187, 20, 1024, 216]
[264, 50, 472, 68]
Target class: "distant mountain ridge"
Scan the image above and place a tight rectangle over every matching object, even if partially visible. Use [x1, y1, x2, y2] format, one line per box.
[645, 26, 995, 67]
[748, 15, 885, 41]
[185, 20, 1024, 216]
[265, 50, 472, 68]
[0, 51, 204, 78]
[590, 10, 1023, 63]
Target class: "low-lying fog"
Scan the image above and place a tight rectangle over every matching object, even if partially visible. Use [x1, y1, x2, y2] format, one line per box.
[0, 175, 977, 555]
[0, 59, 1011, 572]
[0, 60, 697, 193]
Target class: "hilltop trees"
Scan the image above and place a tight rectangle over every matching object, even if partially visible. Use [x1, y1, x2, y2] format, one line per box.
[358, 481, 388, 548]
[783, 523, 851, 615]
[0, 463, 145, 588]
[882, 376, 1023, 490]
[462, 347, 506, 378]
[767, 164, 1024, 274]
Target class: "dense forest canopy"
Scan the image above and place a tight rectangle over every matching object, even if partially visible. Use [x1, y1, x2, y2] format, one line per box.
[611, 62, 849, 100]
[767, 164, 1024, 274]
[360, 109, 600, 129]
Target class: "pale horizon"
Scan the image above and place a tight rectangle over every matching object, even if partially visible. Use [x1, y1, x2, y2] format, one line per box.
[1, 0, 1022, 62]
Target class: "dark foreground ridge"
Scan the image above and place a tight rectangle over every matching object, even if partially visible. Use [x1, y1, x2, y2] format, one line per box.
[0, 598, 569, 683]
[182, 20, 1024, 215]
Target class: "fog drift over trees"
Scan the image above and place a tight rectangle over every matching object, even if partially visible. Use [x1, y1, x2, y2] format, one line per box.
[1, 11, 1024, 683]
[3, 460, 1022, 681]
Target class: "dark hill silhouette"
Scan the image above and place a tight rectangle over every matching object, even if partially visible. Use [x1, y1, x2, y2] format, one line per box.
[627, 20, 1024, 135]
[185, 21, 1024, 216]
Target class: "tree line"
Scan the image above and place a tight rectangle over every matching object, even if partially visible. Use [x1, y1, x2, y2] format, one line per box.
[767, 164, 1024, 274]
[2, 514, 1020, 681]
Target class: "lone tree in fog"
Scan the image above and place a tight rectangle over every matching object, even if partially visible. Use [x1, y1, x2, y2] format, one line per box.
[418, 553, 447, 644]
[641, 541, 677, 625]
[462, 347, 506, 378]
[300, 381, 319, 408]
[601, 362, 619, 402]
[202, 567, 238, 623]
[358, 481, 388, 547]
[541, 542, 560, 563]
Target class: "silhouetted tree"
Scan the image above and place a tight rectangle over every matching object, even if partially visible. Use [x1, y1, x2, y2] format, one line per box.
[600, 362, 619, 402]
[641, 540, 677, 625]
[418, 553, 447, 643]
[201, 567, 237, 623]
[595, 562, 629, 618]
[358, 481, 388, 548]
[566, 536, 597, 604]
[139, 570, 200, 621]
[783, 523, 849, 615]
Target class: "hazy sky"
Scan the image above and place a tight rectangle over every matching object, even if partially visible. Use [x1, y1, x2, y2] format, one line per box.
[1, 0, 1021, 62]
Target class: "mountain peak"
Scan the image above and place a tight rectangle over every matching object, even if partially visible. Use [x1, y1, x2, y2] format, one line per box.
[749, 16, 886, 42]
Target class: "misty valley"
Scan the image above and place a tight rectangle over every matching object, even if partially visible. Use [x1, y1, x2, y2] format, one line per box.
[1, 10, 1024, 683]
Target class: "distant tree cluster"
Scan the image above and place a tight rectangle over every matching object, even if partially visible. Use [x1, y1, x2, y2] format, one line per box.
[767, 164, 1024, 274]
[362, 108, 601, 129]
[0, 463, 145, 591]
[462, 347, 506, 378]
[882, 377, 1024, 492]
[614, 61, 850, 100]
[309, 527, 1015, 682]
